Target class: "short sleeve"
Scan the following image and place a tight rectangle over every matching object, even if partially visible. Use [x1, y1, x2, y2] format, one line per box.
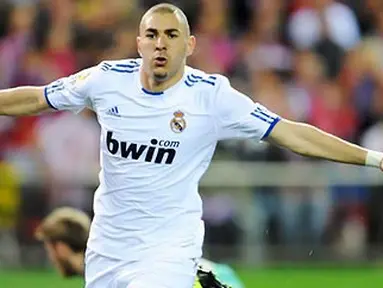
[44, 66, 98, 113]
[214, 76, 281, 141]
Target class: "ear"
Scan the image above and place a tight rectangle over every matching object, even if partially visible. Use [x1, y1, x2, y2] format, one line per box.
[55, 241, 72, 258]
[186, 35, 196, 57]
[136, 36, 143, 57]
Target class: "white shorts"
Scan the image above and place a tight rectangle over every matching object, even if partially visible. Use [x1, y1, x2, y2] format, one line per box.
[85, 248, 198, 288]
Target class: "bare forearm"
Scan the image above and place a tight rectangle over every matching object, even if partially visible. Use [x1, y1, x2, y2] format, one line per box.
[269, 120, 368, 166]
[0, 86, 48, 116]
[291, 123, 367, 165]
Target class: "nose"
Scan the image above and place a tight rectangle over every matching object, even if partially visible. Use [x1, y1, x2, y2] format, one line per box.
[155, 35, 167, 50]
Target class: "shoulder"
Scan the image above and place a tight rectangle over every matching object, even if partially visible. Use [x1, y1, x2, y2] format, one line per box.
[183, 67, 238, 113]
[98, 58, 141, 74]
[78, 58, 140, 93]
[65, 58, 140, 87]
[184, 66, 229, 92]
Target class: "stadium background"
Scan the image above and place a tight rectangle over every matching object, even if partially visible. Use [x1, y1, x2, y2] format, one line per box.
[1, 0, 383, 287]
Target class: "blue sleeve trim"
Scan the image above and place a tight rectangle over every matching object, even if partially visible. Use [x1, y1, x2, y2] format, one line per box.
[44, 87, 58, 110]
[261, 117, 281, 140]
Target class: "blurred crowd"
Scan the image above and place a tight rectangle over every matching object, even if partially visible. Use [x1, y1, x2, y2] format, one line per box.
[1, 0, 383, 266]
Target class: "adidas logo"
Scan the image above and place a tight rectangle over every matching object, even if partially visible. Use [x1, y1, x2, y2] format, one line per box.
[106, 106, 120, 117]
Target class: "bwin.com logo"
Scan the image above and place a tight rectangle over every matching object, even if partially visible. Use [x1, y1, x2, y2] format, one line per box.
[106, 131, 180, 164]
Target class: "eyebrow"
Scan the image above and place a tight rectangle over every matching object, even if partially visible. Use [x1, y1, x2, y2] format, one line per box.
[145, 28, 181, 34]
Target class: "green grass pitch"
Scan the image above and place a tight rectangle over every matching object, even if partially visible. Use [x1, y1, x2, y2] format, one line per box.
[1, 267, 383, 288]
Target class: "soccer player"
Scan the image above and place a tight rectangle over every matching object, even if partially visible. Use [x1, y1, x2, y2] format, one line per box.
[35, 207, 90, 278]
[35, 207, 244, 288]
[0, 2, 382, 287]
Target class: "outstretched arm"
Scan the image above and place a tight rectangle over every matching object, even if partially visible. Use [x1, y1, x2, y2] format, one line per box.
[0, 64, 100, 116]
[267, 119, 383, 169]
[0, 86, 50, 116]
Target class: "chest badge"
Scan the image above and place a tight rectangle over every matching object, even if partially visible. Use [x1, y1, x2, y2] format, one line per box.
[170, 111, 186, 133]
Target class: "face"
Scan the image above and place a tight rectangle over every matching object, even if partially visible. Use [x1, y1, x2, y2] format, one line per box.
[137, 12, 195, 82]
[44, 241, 79, 277]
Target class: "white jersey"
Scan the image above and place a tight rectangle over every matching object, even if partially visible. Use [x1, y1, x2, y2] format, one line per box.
[44, 58, 281, 261]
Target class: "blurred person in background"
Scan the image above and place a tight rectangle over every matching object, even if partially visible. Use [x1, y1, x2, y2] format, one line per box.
[330, 4, 383, 251]
[347, 0, 381, 35]
[237, 0, 290, 81]
[102, 19, 140, 60]
[0, 1, 36, 88]
[282, 52, 330, 248]
[35, 207, 90, 277]
[219, 69, 291, 261]
[360, 83, 383, 259]
[75, 0, 138, 31]
[188, 0, 237, 75]
[34, 109, 100, 213]
[0, 2, 41, 266]
[309, 81, 359, 142]
[286, 50, 324, 122]
[338, 48, 373, 135]
[288, 0, 360, 51]
[0, 118, 21, 267]
[341, 6, 383, 137]
[288, 0, 360, 79]
[36, 207, 245, 288]
[202, 191, 244, 262]
[74, 0, 141, 66]
[225, 0, 293, 256]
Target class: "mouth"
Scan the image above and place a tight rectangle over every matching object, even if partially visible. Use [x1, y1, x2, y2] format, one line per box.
[153, 56, 168, 67]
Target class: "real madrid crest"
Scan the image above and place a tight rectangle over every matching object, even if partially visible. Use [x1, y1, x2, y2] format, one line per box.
[170, 111, 186, 133]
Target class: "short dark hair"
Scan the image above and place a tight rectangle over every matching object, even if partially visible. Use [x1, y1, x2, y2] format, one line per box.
[35, 207, 90, 253]
[141, 3, 191, 36]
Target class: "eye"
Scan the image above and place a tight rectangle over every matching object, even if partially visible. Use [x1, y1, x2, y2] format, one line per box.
[146, 33, 155, 39]
[168, 34, 178, 39]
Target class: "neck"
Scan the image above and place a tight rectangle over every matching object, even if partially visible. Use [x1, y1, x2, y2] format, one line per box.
[68, 252, 84, 275]
[140, 66, 185, 93]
